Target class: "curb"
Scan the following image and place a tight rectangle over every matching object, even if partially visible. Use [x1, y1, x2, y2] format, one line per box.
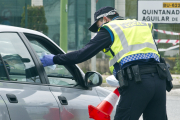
[173, 85, 180, 89]
[101, 83, 112, 87]
[102, 74, 180, 89]
[101, 83, 180, 89]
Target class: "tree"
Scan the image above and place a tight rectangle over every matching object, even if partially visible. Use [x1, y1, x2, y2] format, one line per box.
[21, 5, 48, 35]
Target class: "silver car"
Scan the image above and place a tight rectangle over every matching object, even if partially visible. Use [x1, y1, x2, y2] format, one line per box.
[0, 25, 116, 120]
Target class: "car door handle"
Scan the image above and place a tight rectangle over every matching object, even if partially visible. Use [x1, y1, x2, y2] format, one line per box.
[6, 94, 18, 103]
[58, 96, 68, 105]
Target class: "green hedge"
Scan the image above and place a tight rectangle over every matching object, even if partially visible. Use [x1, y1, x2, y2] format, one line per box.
[173, 54, 180, 74]
[21, 5, 48, 35]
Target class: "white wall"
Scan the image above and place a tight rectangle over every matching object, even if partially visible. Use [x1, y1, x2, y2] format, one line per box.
[31, 0, 43, 6]
[115, 0, 125, 18]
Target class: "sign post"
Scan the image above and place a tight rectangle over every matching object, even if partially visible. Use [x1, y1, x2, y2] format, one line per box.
[60, 0, 68, 52]
[91, 0, 96, 71]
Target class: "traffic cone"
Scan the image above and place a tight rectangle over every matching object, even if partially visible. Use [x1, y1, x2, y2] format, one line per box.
[88, 88, 120, 120]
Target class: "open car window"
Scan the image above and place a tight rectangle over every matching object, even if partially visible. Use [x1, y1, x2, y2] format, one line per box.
[25, 34, 77, 87]
[0, 33, 41, 83]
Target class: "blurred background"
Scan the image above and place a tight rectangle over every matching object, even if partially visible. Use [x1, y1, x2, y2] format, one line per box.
[0, 0, 180, 75]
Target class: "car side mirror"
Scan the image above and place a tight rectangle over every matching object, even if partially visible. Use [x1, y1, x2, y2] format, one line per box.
[84, 72, 102, 87]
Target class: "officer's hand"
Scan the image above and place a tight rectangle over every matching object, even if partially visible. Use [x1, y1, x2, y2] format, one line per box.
[40, 54, 55, 67]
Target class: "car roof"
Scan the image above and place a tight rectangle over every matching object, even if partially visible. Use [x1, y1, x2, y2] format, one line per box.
[0, 24, 66, 53]
[0, 25, 47, 38]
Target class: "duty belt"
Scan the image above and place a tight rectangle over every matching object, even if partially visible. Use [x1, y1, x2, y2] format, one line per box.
[138, 65, 158, 74]
[124, 64, 158, 81]
[125, 64, 157, 75]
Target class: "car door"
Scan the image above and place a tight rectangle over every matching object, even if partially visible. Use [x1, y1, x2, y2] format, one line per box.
[0, 95, 11, 120]
[24, 33, 102, 120]
[0, 32, 60, 120]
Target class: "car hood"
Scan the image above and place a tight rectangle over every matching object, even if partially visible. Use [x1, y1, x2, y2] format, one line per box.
[94, 86, 112, 101]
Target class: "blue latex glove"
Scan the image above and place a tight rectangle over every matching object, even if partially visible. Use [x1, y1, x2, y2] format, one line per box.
[40, 54, 55, 67]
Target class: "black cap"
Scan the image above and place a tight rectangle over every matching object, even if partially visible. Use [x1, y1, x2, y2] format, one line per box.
[89, 6, 117, 33]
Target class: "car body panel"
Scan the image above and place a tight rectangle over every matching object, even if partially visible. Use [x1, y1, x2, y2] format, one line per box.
[0, 95, 11, 120]
[50, 86, 101, 120]
[0, 82, 60, 120]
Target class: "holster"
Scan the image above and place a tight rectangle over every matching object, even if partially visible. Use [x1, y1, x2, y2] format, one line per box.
[156, 63, 167, 80]
[159, 57, 173, 92]
[131, 65, 142, 83]
[116, 69, 128, 88]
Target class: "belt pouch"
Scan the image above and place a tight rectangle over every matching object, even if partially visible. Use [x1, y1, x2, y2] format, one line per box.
[116, 69, 128, 88]
[157, 63, 173, 92]
[165, 65, 173, 82]
[159, 58, 173, 81]
[156, 63, 168, 80]
[127, 67, 132, 80]
[131, 65, 141, 83]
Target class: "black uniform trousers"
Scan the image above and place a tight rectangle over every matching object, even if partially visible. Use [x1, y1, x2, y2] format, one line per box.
[114, 72, 167, 120]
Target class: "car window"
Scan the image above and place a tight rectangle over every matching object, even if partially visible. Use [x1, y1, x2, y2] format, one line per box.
[0, 33, 41, 83]
[26, 36, 77, 87]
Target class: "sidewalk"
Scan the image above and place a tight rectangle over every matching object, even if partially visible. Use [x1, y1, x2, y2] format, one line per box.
[101, 74, 180, 89]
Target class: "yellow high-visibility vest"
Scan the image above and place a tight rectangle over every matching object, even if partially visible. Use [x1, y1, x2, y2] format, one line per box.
[99, 19, 160, 73]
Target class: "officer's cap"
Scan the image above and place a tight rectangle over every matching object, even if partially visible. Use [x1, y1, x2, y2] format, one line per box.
[88, 6, 117, 33]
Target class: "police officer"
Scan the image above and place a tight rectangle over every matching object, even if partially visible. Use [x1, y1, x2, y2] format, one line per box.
[40, 7, 169, 120]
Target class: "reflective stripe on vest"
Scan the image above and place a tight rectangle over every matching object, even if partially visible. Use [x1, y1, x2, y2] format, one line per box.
[147, 22, 152, 29]
[108, 22, 158, 67]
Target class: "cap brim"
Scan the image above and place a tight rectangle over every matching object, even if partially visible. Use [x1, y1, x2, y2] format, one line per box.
[88, 20, 99, 33]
